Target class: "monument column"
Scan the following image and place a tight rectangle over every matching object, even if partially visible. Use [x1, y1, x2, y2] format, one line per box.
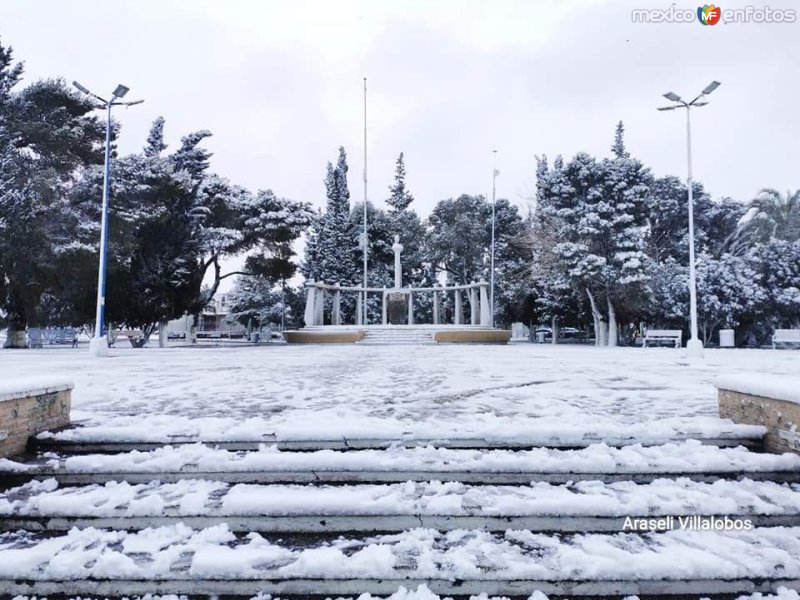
[454, 289, 463, 325]
[332, 285, 341, 325]
[470, 285, 479, 325]
[382, 289, 388, 325]
[356, 292, 363, 325]
[479, 281, 491, 326]
[314, 286, 325, 325]
[303, 281, 316, 327]
[433, 288, 440, 325]
[392, 235, 403, 289]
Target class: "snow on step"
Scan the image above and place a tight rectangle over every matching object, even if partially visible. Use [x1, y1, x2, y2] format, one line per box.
[3, 441, 799, 487]
[3, 478, 800, 533]
[36, 413, 767, 449]
[2, 525, 800, 596]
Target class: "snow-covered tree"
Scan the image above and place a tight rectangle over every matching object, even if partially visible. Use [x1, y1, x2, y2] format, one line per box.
[735, 188, 800, 247]
[387, 152, 413, 213]
[0, 38, 106, 347]
[541, 125, 652, 346]
[303, 147, 356, 287]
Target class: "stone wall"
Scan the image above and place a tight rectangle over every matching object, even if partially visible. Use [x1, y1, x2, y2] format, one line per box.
[718, 389, 800, 455]
[434, 330, 512, 344]
[0, 381, 73, 458]
[284, 330, 366, 344]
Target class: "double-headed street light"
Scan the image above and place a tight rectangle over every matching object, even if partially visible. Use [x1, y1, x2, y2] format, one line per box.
[72, 81, 143, 356]
[658, 80, 721, 359]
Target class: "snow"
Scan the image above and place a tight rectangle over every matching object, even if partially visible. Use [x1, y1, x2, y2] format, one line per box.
[717, 374, 800, 406]
[6, 440, 799, 476]
[1, 344, 797, 445]
[2, 525, 800, 581]
[0, 376, 73, 402]
[7, 587, 800, 600]
[3, 477, 800, 519]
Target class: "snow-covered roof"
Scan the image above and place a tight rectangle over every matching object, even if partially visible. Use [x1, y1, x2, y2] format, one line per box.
[0, 377, 74, 403]
[716, 374, 800, 406]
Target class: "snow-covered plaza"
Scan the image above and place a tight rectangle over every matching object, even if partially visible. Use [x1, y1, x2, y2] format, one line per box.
[3, 343, 797, 443]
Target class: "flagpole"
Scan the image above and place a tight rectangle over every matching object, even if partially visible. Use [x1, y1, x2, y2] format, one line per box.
[490, 149, 498, 327]
[362, 77, 368, 325]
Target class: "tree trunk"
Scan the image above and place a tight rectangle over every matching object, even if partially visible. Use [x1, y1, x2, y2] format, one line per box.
[607, 297, 618, 347]
[3, 309, 28, 349]
[158, 319, 168, 348]
[3, 327, 28, 349]
[585, 288, 605, 346]
[189, 314, 199, 344]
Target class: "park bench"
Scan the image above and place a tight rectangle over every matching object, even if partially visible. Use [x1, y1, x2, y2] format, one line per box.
[27, 328, 43, 349]
[772, 329, 800, 349]
[642, 329, 682, 348]
[109, 329, 144, 347]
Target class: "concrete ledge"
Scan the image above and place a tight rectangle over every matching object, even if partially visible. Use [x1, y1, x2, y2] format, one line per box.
[717, 375, 800, 455]
[0, 378, 73, 458]
[284, 330, 365, 344]
[434, 329, 512, 344]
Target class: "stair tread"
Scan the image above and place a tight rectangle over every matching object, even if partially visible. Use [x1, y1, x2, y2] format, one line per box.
[2, 526, 800, 584]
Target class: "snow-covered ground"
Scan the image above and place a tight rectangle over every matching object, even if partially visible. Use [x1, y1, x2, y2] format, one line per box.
[0, 344, 798, 442]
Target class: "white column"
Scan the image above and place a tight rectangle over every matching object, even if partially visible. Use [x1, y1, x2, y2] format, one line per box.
[303, 281, 316, 327]
[382, 289, 388, 325]
[314, 287, 325, 325]
[433, 289, 440, 325]
[356, 292, 363, 325]
[454, 289, 462, 325]
[407, 292, 414, 325]
[470, 285, 479, 325]
[479, 281, 491, 326]
[332, 285, 341, 325]
[392, 235, 404, 290]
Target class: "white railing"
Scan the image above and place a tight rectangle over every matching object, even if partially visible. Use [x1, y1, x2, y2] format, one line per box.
[303, 280, 491, 327]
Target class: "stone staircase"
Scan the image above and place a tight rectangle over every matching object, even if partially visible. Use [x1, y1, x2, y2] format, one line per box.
[2, 430, 800, 598]
[358, 326, 435, 345]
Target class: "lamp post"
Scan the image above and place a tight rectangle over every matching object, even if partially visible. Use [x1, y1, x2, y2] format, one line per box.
[72, 81, 143, 356]
[658, 80, 720, 359]
[490, 149, 498, 328]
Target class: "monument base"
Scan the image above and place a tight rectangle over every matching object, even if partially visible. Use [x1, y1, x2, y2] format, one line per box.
[285, 325, 511, 345]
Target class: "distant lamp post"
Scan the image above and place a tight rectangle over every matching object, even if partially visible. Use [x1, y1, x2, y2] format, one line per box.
[658, 80, 721, 359]
[72, 81, 144, 356]
[490, 149, 498, 328]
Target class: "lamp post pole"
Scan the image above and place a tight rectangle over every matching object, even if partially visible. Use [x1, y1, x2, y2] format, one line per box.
[72, 82, 143, 356]
[658, 80, 720, 359]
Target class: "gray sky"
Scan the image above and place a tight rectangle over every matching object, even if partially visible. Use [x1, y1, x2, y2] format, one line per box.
[3, 0, 799, 285]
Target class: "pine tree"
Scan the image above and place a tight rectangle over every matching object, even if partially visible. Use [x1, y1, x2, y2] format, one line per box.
[612, 121, 629, 159]
[387, 152, 413, 212]
[143, 116, 167, 157]
[302, 147, 357, 293]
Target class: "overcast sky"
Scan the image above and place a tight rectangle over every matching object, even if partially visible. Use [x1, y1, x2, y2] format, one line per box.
[2, 0, 799, 285]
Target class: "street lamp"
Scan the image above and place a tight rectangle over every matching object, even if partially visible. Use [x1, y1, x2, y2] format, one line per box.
[72, 81, 143, 356]
[490, 149, 498, 328]
[657, 80, 721, 359]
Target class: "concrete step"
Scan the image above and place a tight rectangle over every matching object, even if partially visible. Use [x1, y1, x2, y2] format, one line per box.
[29, 432, 765, 454]
[2, 527, 800, 597]
[5, 479, 800, 533]
[4, 442, 800, 487]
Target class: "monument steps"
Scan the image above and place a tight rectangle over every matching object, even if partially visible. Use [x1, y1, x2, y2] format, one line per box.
[3, 436, 800, 597]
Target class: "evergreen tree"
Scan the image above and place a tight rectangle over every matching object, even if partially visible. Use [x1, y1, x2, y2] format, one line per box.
[0, 38, 106, 346]
[303, 147, 356, 287]
[387, 152, 413, 212]
[143, 116, 167, 157]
